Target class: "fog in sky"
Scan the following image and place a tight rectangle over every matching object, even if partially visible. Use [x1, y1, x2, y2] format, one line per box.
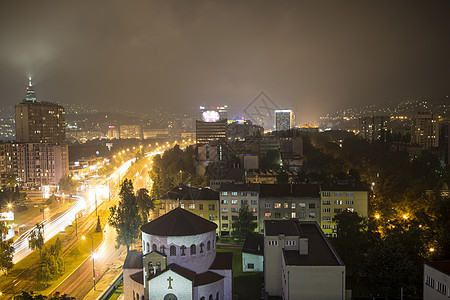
[0, 0, 449, 123]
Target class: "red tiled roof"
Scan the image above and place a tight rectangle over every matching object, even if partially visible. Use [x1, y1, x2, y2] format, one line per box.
[130, 271, 144, 284]
[193, 271, 224, 286]
[210, 252, 233, 270]
[123, 250, 143, 269]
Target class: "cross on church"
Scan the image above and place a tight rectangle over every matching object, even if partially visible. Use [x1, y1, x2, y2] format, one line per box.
[180, 245, 186, 256]
[167, 276, 173, 289]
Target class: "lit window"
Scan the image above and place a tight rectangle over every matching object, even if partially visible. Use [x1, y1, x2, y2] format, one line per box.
[189, 204, 195, 209]
[231, 192, 238, 196]
[274, 203, 281, 208]
[221, 192, 228, 196]
[231, 200, 238, 205]
[265, 212, 272, 217]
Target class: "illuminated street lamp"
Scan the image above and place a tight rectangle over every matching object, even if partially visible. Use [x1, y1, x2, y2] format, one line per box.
[430, 248, 435, 252]
[82, 234, 97, 291]
[375, 214, 380, 220]
[402, 214, 408, 220]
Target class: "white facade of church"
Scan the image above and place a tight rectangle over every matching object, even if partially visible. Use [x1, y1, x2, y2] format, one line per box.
[123, 207, 233, 300]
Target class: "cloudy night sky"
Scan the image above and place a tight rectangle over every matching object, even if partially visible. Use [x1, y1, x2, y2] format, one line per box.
[0, 0, 449, 123]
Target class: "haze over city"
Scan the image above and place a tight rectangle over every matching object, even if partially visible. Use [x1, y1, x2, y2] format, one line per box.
[1, 0, 450, 123]
[1, 2, 450, 300]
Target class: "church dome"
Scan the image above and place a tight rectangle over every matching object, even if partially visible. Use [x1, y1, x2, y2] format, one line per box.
[141, 206, 217, 236]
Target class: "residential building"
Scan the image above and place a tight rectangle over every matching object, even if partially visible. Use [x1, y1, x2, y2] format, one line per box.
[358, 115, 389, 142]
[16, 142, 69, 188]
[242, 233, 264, 272]
[124, 207, 233, 300]
[264, 220, 345, 299]
[275, 110, 293, 131]
[0, 142, 18, 187]
[259, 184, 321, 230]
[15, 100, 66, 145]
[424, 261, 450, 299]
[411, 112, 439, 149]
[159, 185, 220, 232]
[320, 184, 369, 237]
[218, 183, 259, 236]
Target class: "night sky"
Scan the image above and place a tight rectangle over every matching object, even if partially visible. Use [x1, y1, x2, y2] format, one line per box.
[0, 0, 449, 123]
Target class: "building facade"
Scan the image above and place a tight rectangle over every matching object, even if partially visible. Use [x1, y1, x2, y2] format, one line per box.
[16, 143, 69, 188]
[424, 261, 450, 299]
[320, 184, 369, 237]
[275, 110, 293, 131]
[195, 120, 227, 145]
[218, 184, 259, 236]
[259, 184, 321, 231]
[411, 112, 439, 149]
[358, 115, 389, 142]
[158, 185, 220, 232]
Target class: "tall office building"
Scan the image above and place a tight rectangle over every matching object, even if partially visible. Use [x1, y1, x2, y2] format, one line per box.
[196, 120, 227, 145]
[411, 112, 439, 149]
[274, 110, 293, 131]
[15, 78, 66, 145]
[358, 115, 389, 142]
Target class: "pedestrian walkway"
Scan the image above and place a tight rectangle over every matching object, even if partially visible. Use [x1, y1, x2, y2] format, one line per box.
[83, 249, 127, 300]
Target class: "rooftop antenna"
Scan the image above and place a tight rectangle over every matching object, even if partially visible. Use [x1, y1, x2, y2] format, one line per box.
[28, 76, 32, 86]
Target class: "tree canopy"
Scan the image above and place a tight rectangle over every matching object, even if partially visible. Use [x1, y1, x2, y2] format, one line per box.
[0, 220, 14, 274]
[108, 179, 142, 252]
[232, 204, 257, 244]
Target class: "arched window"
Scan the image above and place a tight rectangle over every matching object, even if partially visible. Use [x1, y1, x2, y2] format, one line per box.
[146, 242, 150, 253]
[200, 297, 205, 300]
[133, 291, 135, 300]
[209, 295, 213, 300]
[136, 293, 139, 300]
[200, 242, 204, 253]
[170, 245, 176, 256]
[207, 241, 211, 251]
[190, 244, 196, 255]
[216, 292, 219, 300]
[152, 244, 157, 251]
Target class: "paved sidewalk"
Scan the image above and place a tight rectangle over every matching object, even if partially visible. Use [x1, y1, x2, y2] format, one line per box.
[83, 249, 127, 300]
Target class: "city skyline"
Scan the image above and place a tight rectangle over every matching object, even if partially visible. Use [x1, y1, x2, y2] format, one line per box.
[0, 0, 449, 124]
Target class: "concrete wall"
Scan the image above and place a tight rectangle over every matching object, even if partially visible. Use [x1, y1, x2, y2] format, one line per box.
[210, 269, 232, 300]
[242, 252, 263, 272]
[148, 270, 193, 300]
[283, 264, 345, 300]
[424, 264, 450, 300]
[194, 278, 224, 300]
[124, 269, 144, 300]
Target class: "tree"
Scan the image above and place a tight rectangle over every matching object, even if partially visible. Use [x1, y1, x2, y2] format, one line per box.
[260, 149, 282, 170]
[136, 188, 155, 223]
[29, 223, 45, 260]
[58, 175, 78, 195]
[232, 204, 257, 244]
[0, 221, 14, 274]
[331, 210, 371, 278]
[108, 179, 142, 252]
[37, 238, 65, 287]
[366, 235, 416, 297]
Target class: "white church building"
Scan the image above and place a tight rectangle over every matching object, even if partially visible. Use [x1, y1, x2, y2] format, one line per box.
[123, 207, 233, 300]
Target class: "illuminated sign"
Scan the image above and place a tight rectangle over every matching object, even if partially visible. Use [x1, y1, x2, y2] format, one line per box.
[201, 111, 220, 122]
[0, 212, 14, 221]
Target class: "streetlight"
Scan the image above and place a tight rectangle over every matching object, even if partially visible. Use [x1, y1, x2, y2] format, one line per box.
[375, 214, 380, 220]
[82, 234, 97, 291]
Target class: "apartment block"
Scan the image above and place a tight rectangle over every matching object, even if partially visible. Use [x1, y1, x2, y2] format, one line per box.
[158, 185, 220, 232]
[219, 183, 259, 236]
[259, 184, 321, 230]
[320, 184, 369, 237]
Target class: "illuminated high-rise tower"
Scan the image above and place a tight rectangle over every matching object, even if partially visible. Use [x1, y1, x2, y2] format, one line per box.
[24, 76, 37, 102]
[15, 77, 66, 145]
